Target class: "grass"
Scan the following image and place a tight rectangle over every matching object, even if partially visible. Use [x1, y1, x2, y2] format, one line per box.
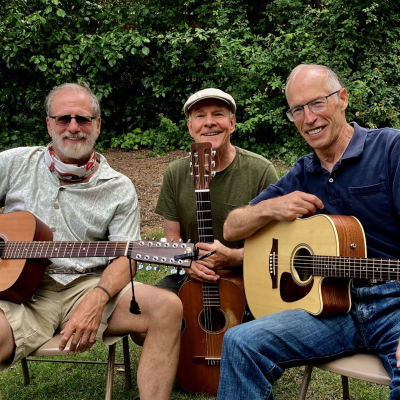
[0, 231, 391, 399]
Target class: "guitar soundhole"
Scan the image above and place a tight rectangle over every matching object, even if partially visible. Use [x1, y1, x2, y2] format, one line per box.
[199, 307, 226, 333]
[0, 237, 4, 258]
[294, 247, 313, 282]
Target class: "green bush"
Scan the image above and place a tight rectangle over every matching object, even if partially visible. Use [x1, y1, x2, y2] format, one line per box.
[1, 0, 400, 164]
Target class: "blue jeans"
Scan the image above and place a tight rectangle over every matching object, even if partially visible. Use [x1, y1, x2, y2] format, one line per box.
[218, 282, 400, 399]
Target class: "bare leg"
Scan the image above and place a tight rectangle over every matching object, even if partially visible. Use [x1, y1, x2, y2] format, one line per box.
[0, 309, 15, 364]
[106, 284, 183, 400]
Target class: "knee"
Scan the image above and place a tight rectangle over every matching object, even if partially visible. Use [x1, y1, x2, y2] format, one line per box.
[153, 288, 183, 322]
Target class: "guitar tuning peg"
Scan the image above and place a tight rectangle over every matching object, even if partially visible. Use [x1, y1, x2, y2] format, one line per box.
[211, 161, 215, 167]
[144, 236, 148, 241]
[160, 237, 167, 243]
[211, 171, 216, 177]
[179, 269, 186, 276]
[138, 263, 144, 270]
[187, 239, 191, 243]
[171, 268, 178, 274]
[178, 238, 182, 242]
[170, 238, 174, 242]
[152, 237, 157, 241]
[189, 152, 191, 156]
[146, 264, 152, 271]
[154, 266, 160, 272]
[211, 150, 216, 157]
[189, 162, 192, 167]
[164, 266, 169, 273]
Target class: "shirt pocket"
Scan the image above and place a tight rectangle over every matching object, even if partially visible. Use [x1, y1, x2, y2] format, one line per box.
[348, 182, 392, 226]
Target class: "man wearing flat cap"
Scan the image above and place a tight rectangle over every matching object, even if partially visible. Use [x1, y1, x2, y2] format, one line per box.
[155, 88, 278, 293]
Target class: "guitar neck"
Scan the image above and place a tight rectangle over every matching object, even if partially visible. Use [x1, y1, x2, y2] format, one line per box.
[2, 241, 129, 259]
[313, 255, 400, 281]
[195, 189, 214, 244]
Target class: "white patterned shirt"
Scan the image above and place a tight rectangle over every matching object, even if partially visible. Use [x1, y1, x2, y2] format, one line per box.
[0, 146, 140, 285]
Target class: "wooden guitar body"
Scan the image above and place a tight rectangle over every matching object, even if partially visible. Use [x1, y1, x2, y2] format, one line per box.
[244, 214, 366, 319]
[177, 271, 245, 396]
[0, 211, 52, 304]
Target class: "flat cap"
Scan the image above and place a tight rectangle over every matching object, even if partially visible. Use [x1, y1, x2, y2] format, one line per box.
[183, 88, 236, 117]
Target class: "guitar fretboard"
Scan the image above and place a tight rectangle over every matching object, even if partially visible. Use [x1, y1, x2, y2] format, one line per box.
[312, 255, 400, 280]
[195, 189, 214, 243]
[2, 241, 128, 259]
[286, 254, 400, 281]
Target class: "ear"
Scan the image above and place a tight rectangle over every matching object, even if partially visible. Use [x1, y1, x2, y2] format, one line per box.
[187, 118, 195, 139]
[339, 88, 349, 111]
[95, 117, 101, 138]
[229, 114, 236, 135]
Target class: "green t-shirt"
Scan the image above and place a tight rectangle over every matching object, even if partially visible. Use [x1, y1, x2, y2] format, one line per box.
[155, 146, 278, 249]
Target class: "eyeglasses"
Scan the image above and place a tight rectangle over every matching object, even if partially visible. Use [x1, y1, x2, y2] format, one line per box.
[49, 115, 96, 126]
[286, 90, 340, 122]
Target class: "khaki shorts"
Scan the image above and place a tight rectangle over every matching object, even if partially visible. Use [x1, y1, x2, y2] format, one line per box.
[0, 274, 141, 371]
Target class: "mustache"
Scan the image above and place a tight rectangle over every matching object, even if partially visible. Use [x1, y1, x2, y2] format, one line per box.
[60, 132, 89, 140]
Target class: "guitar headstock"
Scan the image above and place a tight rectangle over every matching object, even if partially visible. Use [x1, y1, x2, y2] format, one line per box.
[128, 239, 194, 272]
[190, 142, 215, 190]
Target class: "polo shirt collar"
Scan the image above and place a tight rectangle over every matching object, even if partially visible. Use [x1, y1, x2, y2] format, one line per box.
[306, 122, 368, 173]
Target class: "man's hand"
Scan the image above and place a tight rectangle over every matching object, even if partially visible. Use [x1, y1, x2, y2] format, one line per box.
[269, 191, 324, 221]
[224, 191, 324, 242]
[186, 240, 243, 283]
[59, 289, 107, 354]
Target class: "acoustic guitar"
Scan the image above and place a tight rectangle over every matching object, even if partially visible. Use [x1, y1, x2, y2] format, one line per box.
[0, 211, 194, 304]
[244, 213, 400, 318]
[176, 142, 246, 396]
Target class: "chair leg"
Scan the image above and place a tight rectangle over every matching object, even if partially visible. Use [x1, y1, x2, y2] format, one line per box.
[298, 365, 313, 400]
[105, 343, 116, 400]
[20, 358, 30, 385]
[122, 336, 132, 390]
[341, 375, 350, 400]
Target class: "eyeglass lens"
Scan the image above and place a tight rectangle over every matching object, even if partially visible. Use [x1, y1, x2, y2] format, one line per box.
[55, 115, 93, 125]
[291, 98, 328, 120]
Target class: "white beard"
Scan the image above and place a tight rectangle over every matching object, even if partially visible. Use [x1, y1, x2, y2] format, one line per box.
[50, 126, 98, 162]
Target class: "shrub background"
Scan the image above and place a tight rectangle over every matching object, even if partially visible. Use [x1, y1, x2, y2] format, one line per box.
[2, 0, 400, 163]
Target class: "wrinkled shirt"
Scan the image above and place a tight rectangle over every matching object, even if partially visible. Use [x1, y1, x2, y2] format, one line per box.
[250, 123, 400, 259]
[0, 146, 140, 285]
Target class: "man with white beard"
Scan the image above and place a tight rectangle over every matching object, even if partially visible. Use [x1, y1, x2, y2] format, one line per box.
[0, 83, 182, 400]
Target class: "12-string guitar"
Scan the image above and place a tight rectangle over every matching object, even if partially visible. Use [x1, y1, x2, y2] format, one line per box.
[0, 211, 194, 304]
[244, 214, 400, 318]
[176, 142, 246, 396]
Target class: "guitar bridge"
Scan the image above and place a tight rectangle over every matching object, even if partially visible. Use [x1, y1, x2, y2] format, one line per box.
[269, 238, 278, 289]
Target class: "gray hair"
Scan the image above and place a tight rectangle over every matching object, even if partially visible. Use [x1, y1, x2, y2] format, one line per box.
[44, 82, 101, 117]
[285, 64, 343, 100]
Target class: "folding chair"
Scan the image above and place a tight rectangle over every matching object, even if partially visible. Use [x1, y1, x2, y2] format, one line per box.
[20, 333, 132, 400]
[298, 353, 390, 400]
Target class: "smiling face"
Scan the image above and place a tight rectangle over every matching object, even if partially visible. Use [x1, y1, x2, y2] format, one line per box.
[46, 89, 101, 165]
[286, 67, 349, 155]
[187, 98, 236, 152]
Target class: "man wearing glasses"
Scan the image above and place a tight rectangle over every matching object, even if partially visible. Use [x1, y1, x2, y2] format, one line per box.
[218, 64, 400, 399]
[0, 83, 182, 400]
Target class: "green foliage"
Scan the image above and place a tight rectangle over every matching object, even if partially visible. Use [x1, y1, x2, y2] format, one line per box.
[2, 0, 400, 164]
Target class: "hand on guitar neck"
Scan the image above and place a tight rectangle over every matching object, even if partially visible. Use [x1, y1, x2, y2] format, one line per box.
[188, 240, 244, 283]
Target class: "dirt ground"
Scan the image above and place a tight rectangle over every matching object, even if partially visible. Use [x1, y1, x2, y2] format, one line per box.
[103, 148, 187, 234]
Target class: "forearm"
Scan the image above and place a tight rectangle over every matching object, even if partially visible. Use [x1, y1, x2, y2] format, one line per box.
[224, 201, 274, 242]
[95, 257, 134, 304]
[224, 247, 244, 268]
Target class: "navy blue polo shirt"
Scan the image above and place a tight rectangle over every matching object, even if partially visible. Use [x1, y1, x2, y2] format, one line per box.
[250, 122, 400, 259]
